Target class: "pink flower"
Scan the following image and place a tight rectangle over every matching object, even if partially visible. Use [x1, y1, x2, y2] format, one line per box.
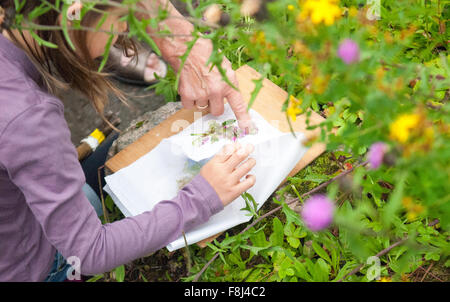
[337, 39, 360, 64]
[301, 194, 335, 231]
[367, 142, 388, 170]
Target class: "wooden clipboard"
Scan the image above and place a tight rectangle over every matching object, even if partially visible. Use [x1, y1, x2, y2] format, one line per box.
[105, 64, 327, 246]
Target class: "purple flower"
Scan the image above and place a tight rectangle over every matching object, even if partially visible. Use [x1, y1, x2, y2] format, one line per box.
[301, 195, 335, 232]
[337, 39, 360, 64]
[367, 142, 388, 170]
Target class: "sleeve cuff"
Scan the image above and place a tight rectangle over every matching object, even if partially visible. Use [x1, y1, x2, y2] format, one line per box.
[189, 174, 224, 215]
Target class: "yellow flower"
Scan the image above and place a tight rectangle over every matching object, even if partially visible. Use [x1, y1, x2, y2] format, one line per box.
[299, 0, 341, 26]
[287, 4, 295, 11]
[287, 95, 303, 121]
[309, 74, 330, 94]
[401, 274, 411, 282]
[324, 105, 335, 117]
[407, 204, 425, 221]
[384, 31, 394, 44]
[378, 276, 392, 282]
[251, 31, 266, 44]
[424, 127, 434, 143]
[402, 197, 413, 208]
[402, 196, 425, 222]
[389, 113, 420, 143]
[348, 6, 358, 17]
[298, 64, 311, 77]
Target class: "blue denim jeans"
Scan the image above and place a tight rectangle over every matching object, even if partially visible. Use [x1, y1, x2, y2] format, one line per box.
[44, 251, 71, 282]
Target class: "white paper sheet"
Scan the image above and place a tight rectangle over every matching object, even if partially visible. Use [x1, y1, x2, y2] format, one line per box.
[104, 104, 309, 251]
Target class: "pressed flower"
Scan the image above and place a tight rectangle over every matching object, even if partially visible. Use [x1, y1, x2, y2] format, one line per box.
[301, 194, 335, 231]
[337, 39, 360, 64]
[299, 0, 341, 26]
[367, 142, 388, 170]
[191, 119, 258, 146]
[389, 113, 420, 143]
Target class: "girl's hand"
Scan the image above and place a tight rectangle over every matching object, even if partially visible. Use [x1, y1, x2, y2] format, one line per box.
[176, 38, 254, 131]
[200, 143, 256, 207]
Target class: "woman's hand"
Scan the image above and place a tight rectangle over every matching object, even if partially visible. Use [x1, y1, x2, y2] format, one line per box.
[200, 143, 256, 207]
[176, 38, 254, 130]
[139, 0, 254, 130]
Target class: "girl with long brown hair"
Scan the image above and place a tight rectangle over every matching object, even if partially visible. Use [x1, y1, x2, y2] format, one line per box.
[0, 0, 255, 281]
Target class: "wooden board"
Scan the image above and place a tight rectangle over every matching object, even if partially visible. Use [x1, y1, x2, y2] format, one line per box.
[105, 64, 327, 246]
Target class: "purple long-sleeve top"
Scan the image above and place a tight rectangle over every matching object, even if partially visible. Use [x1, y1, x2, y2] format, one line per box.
[0, 34, 223, 281]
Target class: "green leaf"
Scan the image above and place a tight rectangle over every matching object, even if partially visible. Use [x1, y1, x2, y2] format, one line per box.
[61, 3, 76, 50]
[294, 261, 313, 281]
[250, 228, 270, 248]
[313, 258, 330, 281]
[127, 11, 161, 56]
[312, 241, 332, 264]
[247, 77, 263, 111]
[86, 274, 104, 282]
[332, 261, 358, 281]
[240, 192, 259, 218]
[95, 12, 109, 31]
[445, 259, 450, 268]
[424, 252, 440, 261]
[97, 25, 115, 72]
[14, 0, 26, 13]
[113, 265, 125, 282]
[269, 217, 284, 246]
[241, 245, 268, 256]
[29, 31, 58, 49]
[382, 172, 407, 228]
[174, 35, 199, 91]
[287, 236, 300, 248]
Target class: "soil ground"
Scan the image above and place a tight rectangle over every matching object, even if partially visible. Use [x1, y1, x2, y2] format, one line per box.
[61, 78, 167, 145]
